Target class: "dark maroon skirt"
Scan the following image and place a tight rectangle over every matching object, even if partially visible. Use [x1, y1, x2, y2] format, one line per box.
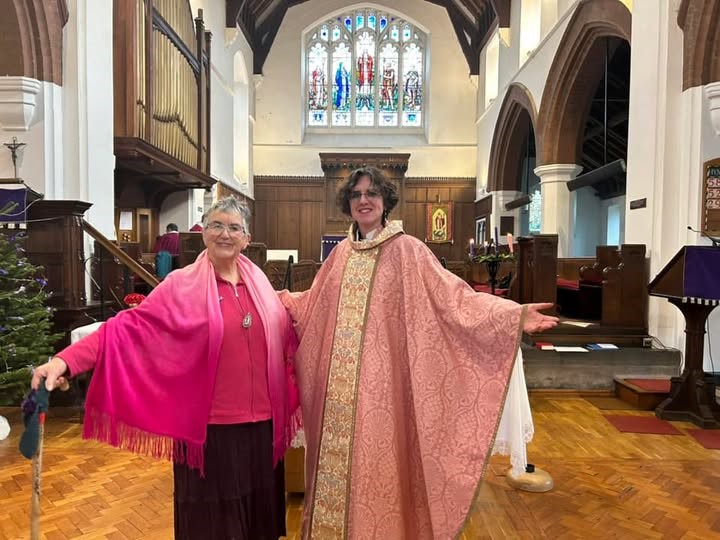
[173, 421, 286, 540]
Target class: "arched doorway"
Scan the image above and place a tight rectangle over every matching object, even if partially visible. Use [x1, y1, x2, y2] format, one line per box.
[487, 83, 540, 235]
[537, 0, 631, 256]
[575, 38, 630, 255]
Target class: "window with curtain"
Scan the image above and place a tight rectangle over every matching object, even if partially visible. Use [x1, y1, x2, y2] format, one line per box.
[306, 9, 426, 129]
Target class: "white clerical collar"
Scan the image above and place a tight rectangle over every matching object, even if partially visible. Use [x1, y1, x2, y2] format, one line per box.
[357, 225, 383, 241]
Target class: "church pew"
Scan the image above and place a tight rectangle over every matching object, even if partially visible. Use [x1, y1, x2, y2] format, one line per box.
[244, 242, 267, 268]
[601, 244, 648, 329]
[511, 234, 559, 308]
[289, 260, 318, 291]
[555, 245, 648, 328]
[442, 259, 471, 282]
[177, 232, 204, 268]
[263, 260, 289, 290]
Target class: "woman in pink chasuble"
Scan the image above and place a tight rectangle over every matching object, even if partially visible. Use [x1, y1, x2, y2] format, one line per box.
[280, 167, 558, 539]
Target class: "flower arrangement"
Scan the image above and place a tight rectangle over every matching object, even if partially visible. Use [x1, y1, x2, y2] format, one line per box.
[123, 293, 146, 308]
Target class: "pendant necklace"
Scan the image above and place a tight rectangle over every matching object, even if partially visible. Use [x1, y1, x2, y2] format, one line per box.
[232, 283, 252, 329]
[242, 312, 252, 329]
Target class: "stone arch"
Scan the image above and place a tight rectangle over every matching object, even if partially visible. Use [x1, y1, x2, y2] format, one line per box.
[487, 83, 538, 192]
[0, 0, 69, 85]
[536, 0, 631, 165]
[678, 0, 720, 89]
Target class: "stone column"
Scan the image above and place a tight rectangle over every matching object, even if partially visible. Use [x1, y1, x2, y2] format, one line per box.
[63, 0, 115, 239]
[534, 163, 582, 257]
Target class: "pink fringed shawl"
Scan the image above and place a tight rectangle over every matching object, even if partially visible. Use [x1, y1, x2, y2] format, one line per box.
[82, 251, 299, 473]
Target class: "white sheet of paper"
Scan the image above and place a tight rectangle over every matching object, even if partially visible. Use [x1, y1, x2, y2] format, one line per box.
[553, 346, 589, 353]
[596, 343, 618, 349]
[562, 321, 594, 327]
[119, 211, 133, 230]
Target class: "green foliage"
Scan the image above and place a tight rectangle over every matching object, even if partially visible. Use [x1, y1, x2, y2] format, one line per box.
[0, 232, 62, 405]
[472, 252, 516, 264]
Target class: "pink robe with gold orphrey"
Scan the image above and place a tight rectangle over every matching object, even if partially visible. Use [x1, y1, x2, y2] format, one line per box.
[280, 222, 524, 540]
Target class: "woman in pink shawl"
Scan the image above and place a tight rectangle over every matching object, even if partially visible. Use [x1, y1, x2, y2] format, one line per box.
[32, 197, 300, 540]
[279, 167, 558, 539]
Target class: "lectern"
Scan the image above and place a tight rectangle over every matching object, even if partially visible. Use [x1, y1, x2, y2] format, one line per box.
[648, 246, 720, 428]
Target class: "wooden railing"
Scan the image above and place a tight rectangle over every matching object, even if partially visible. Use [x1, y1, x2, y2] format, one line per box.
[82, 219, 159, 289]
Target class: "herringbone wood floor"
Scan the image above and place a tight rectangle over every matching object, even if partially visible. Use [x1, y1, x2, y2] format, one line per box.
[1, 396, 719, 539]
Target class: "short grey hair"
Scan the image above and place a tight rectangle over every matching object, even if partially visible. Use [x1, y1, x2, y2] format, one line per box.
[202, 197, 252, 232]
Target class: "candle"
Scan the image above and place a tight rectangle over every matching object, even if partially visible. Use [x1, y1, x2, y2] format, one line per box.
[469, 238, 475, 257]
[494, 227, 499, 254]
[507, 233, 514, 254]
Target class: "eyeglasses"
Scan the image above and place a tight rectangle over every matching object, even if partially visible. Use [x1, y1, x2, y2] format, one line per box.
[206, 222, 247, 235]
[349, 189, 381, 202]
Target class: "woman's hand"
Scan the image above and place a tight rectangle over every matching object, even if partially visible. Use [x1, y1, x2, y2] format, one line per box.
[523, 303, 559, 333]
[31, 357, 70, 391]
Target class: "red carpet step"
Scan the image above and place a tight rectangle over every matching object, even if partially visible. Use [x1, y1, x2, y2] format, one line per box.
[686, 429, 720, 450]
[624, 378, 672, 393]
[604, 414, 682, 435]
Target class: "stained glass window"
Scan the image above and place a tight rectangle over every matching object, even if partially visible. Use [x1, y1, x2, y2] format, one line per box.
[368, 13, 376, 30]
[378, 43, 399, 126]
[307, 43, 328, 126]
[305, 8, 425, 129]
[528, 189, 542, 234]
[401, 43, 422, 126]
[331, 43, 352, 126]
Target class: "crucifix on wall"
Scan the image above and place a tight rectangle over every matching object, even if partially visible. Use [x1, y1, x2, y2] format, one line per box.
[3, 137, 26, 178]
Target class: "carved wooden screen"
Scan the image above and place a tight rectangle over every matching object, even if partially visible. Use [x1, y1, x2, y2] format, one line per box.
[114, 0, 211, 172]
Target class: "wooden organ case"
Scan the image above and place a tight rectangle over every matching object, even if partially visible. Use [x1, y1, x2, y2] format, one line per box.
[113, 0, 215, 253]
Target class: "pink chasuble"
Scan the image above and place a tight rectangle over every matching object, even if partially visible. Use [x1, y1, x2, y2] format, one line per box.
[280, 222, 525, 540]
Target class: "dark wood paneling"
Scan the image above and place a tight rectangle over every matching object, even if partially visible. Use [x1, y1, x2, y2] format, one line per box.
[253, 177, 326, 261]
[254, 175, 476, 261]
[405, 180, 476, 260]
[475, 194, 492, 217]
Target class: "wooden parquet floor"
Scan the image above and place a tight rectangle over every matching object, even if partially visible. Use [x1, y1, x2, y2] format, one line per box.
[1, 397, 719, 539]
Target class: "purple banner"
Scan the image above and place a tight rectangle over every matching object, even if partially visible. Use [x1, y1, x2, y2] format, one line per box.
[321, 235, 345, 262]
[0, 188, 28, 222]
[684, 246, 720, 300]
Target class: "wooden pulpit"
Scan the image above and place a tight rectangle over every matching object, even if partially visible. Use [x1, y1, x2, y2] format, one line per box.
[648, 246, 720, 428]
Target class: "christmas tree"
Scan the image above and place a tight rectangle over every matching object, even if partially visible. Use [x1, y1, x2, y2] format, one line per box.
[0, 231, 62, 405]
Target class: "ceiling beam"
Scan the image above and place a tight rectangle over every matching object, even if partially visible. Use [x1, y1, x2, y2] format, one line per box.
[226, 0, 256, 51]
[226, 0, 497, 76]
[488, 0, 511, 28]
[427, 0, 497, 75]
[254, 2, 288, 74]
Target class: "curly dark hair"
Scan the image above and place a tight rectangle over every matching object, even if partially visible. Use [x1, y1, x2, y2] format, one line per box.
[336, 166, 399, 221]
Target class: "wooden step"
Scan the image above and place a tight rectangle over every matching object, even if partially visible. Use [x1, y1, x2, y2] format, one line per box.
[614, 377, 671, 410]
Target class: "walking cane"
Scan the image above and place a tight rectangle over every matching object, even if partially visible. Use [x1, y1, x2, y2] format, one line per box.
[30, 404, 45, 540]
[20, 377, 68, 540]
